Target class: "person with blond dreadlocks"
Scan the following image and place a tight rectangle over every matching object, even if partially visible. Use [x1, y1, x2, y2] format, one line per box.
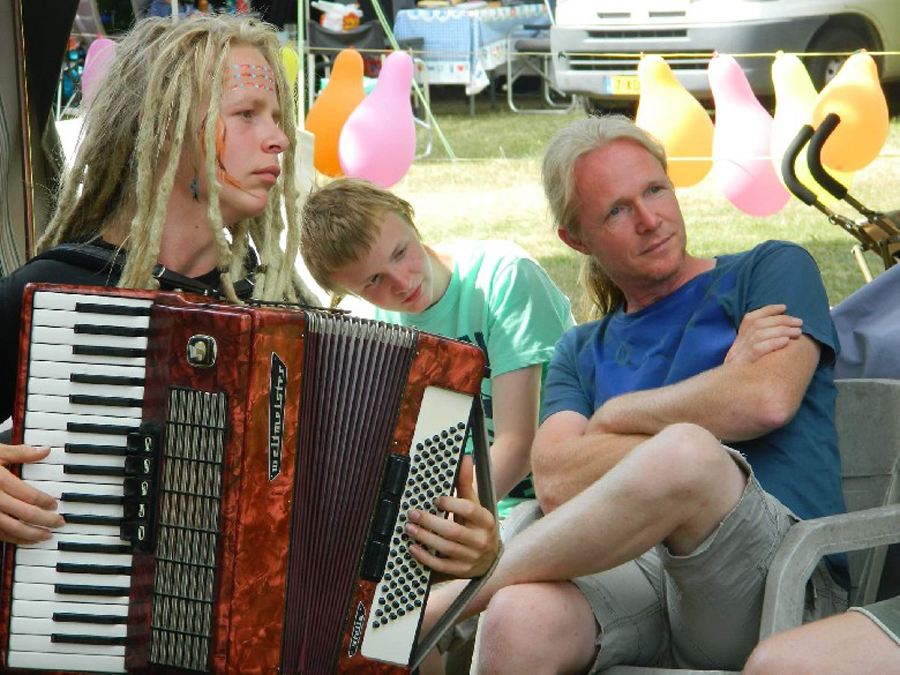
[0, 14, 312, 544]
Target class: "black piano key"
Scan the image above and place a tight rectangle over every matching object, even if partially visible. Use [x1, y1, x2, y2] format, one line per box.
[64, 465, 126, 477]
[74, 324, 148, 338]
[59, 541, 131, 554]
[57, 562, 132, 575]
[53, 612, 127, 625]
[55, 584, 130, 597]
[75, 302, 151, 317]
[70, 373, 146, 387]
[59, 514, 123, 526]
[73, 345, 147, 358]
[65, 444, 128, 456]
[69, 394, 144, 408]
[67, 422, 139, 436]
[51, 634, 127, 646]
[61, 492, 124, 505]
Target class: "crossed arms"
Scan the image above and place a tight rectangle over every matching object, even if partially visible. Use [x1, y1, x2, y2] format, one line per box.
[533, 305, 822, 513]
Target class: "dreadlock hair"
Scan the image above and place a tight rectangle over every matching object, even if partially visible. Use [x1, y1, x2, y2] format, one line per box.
[299, 177, 419, 307]
[541, 114, 668, 319]
[36, 14, 312, 304]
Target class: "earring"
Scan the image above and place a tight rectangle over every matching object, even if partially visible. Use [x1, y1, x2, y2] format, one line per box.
[190, 175, 200, 201]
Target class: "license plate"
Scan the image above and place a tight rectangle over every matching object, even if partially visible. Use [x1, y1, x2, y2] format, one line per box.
[607, 75, 640, 95]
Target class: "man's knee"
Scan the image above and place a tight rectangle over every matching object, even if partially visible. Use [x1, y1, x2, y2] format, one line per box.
[631, 423, 738, 500]
[477, 583, 597, 675]
[743, 634, 815, 675]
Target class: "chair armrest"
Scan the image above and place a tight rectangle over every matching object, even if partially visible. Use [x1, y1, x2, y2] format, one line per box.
[758, 503, 900, 639]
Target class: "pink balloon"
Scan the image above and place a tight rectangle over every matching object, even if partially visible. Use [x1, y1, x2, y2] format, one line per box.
[708, 54, 790, 217]
[338, 51, 416, 188]
[81, 38, 117, 108]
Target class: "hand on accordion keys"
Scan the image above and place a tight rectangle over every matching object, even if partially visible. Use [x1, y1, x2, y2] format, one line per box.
[0, 443, 65, 544]
[404, 454, 499, 581]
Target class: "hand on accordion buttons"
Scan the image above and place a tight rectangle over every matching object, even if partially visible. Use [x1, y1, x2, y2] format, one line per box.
[0, 444, 65, 544]
[405, 455, 499, 580]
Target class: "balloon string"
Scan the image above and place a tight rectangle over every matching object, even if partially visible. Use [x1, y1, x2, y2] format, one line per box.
[304, 46, 900, 59]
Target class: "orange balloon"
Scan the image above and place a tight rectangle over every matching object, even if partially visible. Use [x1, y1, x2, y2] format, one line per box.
[635, 55, 713, 187]
[305, 49, 366, 176]
[811, 51, 888, 173]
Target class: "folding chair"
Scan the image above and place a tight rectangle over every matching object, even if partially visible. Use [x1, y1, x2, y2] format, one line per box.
[304, 19, 386, 111]
[474, 379, 900, 675]
[504, 0, 576, 114]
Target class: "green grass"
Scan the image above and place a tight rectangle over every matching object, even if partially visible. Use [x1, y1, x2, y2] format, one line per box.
[397, 92, 899, 322]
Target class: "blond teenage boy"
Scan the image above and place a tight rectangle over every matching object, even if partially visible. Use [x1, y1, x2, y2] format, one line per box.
[301, 178, 575, 522]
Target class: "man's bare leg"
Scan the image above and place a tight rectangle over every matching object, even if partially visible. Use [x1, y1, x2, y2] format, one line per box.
[744, 611, 900, 675]
[424, 423, 746, 629]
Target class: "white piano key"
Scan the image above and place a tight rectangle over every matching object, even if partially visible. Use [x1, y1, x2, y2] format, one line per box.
[11, 599, 129, 620]
[28, 360, 146, 381]
[11, 616, 128, 639]
[22, 464, 123, 486]
[11, 581, 129, 604]
[32, 307, 150, 330]
[26, 394, 142, 420]
[24, 429, 128, 449]
[27, 377, 145, 401]
[51, 520, 124, 537]
[57, 500, 125, 518]
[8, 633, 125, 656]
[20, 532, 127, 551]
[29, 343, 146, 368]
[15, 481, 123, 502]
[31, 326, 148, 351]
[22, 410, 141, 433]
[33, 290, 152, 312]
[7, 649, 125, 672]
[14, 567, 130, 589]
[15, 548, 131, 569]
[39, 448, 127, 468]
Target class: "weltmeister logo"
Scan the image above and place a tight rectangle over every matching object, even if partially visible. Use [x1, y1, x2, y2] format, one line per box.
[347, 601, 367, 658]
[268, 353, 287, 481]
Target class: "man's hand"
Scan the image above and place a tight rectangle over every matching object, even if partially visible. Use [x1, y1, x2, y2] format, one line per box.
[0, 444, 64, 544]
[725, 304, 802, 365]
[406, 455, 499, 580]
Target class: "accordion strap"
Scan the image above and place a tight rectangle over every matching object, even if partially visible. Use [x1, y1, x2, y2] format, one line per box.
[31, 242, 256, 300]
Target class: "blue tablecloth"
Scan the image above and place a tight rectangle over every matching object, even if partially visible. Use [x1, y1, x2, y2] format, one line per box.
[394, 2, 549, 95]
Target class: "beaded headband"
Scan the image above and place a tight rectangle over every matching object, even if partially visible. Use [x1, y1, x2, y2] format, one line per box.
[228, 63, 275, 92]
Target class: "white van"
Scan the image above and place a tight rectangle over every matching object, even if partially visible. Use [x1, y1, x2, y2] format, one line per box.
[550, 0, 900, 104]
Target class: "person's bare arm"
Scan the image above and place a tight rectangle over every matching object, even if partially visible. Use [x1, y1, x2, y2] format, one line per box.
[486, 365, 541, 501]
[0, 444, 64, 544]
[531, 411, 649, 513]
[591, 333, 820, 442]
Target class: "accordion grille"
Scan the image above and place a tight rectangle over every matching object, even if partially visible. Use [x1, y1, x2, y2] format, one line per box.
[283, 313, 417, 673]
[150, 388, 228, 670]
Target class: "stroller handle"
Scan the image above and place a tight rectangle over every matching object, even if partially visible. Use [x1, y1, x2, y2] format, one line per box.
[782, 124, 819, 207]
[807, 113, 849, 202]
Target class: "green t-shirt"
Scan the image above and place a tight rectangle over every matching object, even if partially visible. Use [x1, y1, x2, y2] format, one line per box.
[373, 240, 575, 518]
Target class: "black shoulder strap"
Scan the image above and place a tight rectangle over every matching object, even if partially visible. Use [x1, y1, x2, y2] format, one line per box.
[31, 243, 257, 300]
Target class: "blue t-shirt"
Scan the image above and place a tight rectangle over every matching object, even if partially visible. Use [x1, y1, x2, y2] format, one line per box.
[543, 241, 847, 579]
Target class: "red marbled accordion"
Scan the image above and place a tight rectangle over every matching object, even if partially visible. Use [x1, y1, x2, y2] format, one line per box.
[0, 284, 489, 675]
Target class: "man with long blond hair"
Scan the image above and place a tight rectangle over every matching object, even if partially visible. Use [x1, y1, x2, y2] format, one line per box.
[0, 14, 311, 543]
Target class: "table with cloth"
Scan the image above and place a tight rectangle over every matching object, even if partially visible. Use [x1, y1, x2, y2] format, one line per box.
[393, 2, 549, 97]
